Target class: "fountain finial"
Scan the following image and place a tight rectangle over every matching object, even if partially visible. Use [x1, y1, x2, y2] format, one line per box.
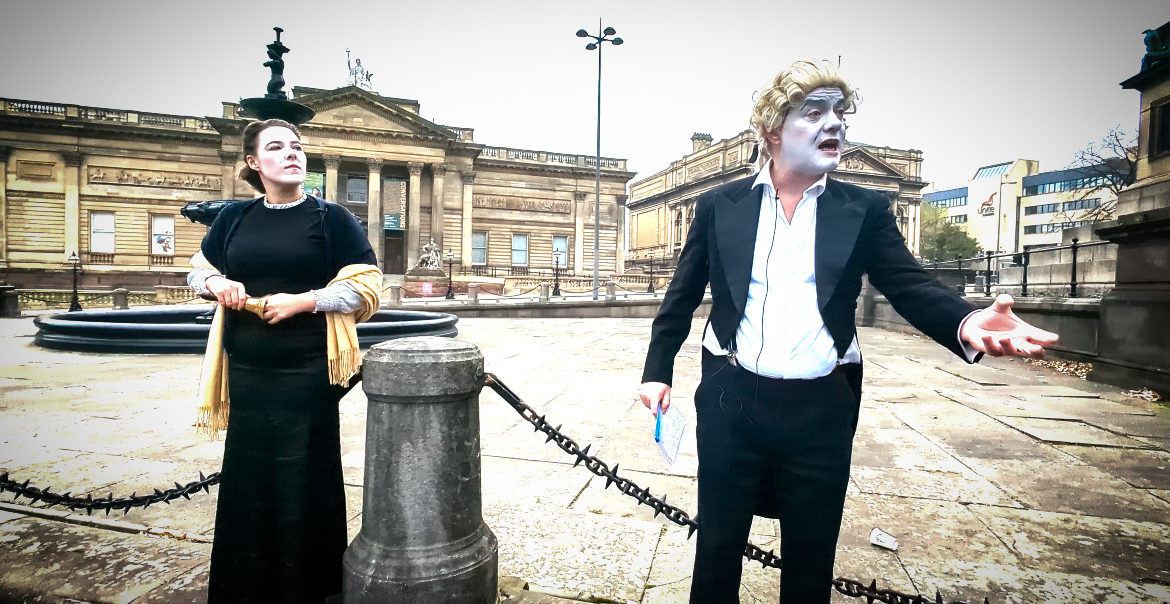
[239, 26, 315, 124]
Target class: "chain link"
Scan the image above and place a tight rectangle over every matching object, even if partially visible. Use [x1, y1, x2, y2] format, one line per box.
[0, 471, 219, 516]
[483, 373, 991, 604]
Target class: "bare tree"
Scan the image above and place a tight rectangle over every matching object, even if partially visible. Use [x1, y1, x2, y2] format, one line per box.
[1053, 126, 1137, 223]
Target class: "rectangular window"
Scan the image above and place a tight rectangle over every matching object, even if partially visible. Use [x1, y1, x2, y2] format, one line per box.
[346, 173, 367, 203]
[471, 231, 487, 265]
[944, 215, 968, 224]
[931, 196, 967, 208]
[1154, 102, 1170, 157]
[1024, 221, 1085, 235]
[1024, 203, 1060, 216]
[90, 211, 115, 254]
[1062, 198, 1100, 212]
[511, 233, 528, 266]
[553, 235, 568, 267]
[151, 215, 175, 255]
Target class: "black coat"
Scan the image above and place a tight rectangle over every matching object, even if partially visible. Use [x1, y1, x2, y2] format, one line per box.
[642, 175, 979, 387]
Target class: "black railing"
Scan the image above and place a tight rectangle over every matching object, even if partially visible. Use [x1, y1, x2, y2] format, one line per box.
[463, 265, 558, 278]
[922, 238, 1114, 298]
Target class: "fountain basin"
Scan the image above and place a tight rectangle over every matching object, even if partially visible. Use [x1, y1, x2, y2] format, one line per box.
[33, 307, 458, 354]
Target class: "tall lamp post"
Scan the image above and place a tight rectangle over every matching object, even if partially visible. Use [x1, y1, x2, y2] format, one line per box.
[576, 22, 623, 300]
[445, 250, 455, 300]
[67, 251, 82, 312]
[646, 249, 656, 294]
[552, 249, 562, 297]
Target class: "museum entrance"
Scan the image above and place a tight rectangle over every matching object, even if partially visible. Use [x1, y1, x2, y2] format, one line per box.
[384, 232, 405, 274]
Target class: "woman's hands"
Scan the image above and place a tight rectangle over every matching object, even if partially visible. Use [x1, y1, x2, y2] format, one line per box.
[262, 292, 317, 324]
[206, 275, 248, 310]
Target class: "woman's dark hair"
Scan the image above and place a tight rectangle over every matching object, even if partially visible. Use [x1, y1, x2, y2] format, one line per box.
[239, 119, 302, 194]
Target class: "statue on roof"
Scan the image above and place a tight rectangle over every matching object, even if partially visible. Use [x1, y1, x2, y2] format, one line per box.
[347, 49, 375, 90]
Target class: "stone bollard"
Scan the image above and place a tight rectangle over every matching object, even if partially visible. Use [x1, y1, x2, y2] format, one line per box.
[112, 288, 130, 310]
[0, 285, 18, 318]
[467, 282, 478, 305]
[605, 280, 616, 302]
[153, 285, 169, 303]
[388, 284, 402, 307]
[539, 282, 550, 303]
[343, 337, 498, 603]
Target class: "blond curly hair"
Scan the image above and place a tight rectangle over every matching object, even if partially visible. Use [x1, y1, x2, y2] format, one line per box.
[749, 60, 855, 165]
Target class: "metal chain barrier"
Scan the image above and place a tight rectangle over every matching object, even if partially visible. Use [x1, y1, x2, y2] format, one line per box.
[483, 373, 990, 604]
[0, 471, 219, 516]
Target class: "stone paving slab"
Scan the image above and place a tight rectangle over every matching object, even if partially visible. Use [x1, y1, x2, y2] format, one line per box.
[640, 525, 780, 604]
[996, 416, 1155, 448]
[1053, 445, 1170, 489]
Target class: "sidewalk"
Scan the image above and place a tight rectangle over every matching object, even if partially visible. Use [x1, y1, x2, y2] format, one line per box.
[0, 316, 1168, 603]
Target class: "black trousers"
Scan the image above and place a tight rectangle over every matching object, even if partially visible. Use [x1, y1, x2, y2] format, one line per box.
[690, 351, 861, 604]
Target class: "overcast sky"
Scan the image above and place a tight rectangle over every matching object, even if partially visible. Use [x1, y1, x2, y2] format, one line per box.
[0, 1, 1164, 190]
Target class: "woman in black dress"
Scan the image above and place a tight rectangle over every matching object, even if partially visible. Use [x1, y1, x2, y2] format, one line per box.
[188, 119, 379, 603]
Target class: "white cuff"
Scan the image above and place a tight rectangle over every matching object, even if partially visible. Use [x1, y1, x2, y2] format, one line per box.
[956, 309, 981, 363]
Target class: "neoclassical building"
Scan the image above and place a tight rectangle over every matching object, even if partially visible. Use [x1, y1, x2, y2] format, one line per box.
[627, 131, 927, 269]
[0, 86, 634, 288]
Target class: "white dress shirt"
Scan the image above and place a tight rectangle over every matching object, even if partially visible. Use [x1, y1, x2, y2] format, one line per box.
[702, 163, 860, 379]
[701, 163, 979, 379]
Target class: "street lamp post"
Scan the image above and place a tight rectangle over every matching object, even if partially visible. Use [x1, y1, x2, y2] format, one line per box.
[67, 251, 82, 312]
[646, 249, 656, 294]
[445, 250, 455, 300]
[552, 249, 562, 297]
[576, 22, 623, 300]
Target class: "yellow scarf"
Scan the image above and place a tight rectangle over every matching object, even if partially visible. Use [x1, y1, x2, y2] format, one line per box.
[191, 252, 382, 437]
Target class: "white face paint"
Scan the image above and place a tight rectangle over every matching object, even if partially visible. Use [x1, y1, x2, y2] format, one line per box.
[775, 86, 847, 178]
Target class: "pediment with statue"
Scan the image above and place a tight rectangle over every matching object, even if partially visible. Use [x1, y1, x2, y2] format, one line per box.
[292, 87, 460, 140]
[835, 147, 908, 179]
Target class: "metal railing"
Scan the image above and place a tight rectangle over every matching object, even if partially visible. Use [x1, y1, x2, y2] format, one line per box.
[922, 238, 1115, 298]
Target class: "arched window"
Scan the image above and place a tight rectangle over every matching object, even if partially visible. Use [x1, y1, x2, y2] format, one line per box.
[674, 209, 684, 243]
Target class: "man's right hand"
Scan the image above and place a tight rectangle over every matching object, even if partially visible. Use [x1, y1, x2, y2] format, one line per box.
[639, 381, 672, 416]
[206, 275, 248, 310]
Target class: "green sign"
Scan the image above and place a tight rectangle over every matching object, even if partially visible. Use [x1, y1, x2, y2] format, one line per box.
[384, 213, 402, 230]
[304, 173, 325, 199]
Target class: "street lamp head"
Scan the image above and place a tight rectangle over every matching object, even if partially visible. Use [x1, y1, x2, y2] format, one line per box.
[576, 29, 589, 38]
[585, 42, 597, 51]
[603, 26, 616, 36]
[611, 37, 623, 46]
[446, 250, 454, 261]
[67, 251, 80, 264]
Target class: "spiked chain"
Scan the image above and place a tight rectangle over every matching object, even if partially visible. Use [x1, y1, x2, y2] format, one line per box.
[0, 471, 219, 516]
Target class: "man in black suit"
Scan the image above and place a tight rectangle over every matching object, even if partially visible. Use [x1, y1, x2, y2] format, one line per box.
[638, 59, 1058, 604]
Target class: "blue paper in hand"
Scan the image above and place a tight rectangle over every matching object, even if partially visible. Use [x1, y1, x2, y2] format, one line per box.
[653, 403, 686, 466]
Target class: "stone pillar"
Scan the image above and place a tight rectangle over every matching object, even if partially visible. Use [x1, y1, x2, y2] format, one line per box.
[430, 164, 446, 252]
[467, 282, 478, 304]
[573, 191, 587, 277]
[62, 152, 81, 263]
[407, 163, 423, 269]
[218, 150, 238, 200]
[0, 285, 17, 318]
[539, 282, 550, 303]
[616, 194, 628, 275]
[0, 146, 8, 266]
[112, 287, 129, 310]
[460, 172, 475, 273]
[606, 280, 616, 302]
[367, 158, 385, 265]
[324, 154, 341, 204]
[388, 284, 402, 307]
[343, 338, 498, 603]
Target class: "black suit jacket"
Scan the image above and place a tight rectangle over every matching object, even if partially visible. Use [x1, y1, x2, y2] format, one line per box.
[642, 175, 979, 387]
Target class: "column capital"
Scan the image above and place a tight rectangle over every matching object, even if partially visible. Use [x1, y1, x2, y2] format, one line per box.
[366, 157, 384, 170]
[430, 163, 447, 176]
[408, 162, 423, 176]
[616, 194, 629, 205]
[573, 191, 589, 202]
[61, 152, 82, 168]
[323, 154, 342, 169]
[218, 150, 238, 165]
[461, 171, 476, 185]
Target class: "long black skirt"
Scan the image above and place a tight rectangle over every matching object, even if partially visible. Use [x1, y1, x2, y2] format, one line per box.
[207, 353, 348, 604]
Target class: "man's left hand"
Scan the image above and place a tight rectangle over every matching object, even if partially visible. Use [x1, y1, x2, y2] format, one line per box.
[960, 294, 1059, 358]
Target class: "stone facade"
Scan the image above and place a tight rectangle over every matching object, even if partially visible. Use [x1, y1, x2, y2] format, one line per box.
[626, 131, 926, 270]
[0, 88, 635, 287]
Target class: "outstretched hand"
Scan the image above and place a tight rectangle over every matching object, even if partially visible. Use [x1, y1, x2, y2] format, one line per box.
[960, 294, 1059, 358]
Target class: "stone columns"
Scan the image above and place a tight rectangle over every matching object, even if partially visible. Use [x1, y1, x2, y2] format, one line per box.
[407, 163, 422, 268]
[573, 191, 587, 277]
[343, 338, 498, 603]
[460, 172, 475, 272]
[62, 152, 81, 262]
[0, 146, 8, 266]
[217, 150, 237, 200]
[367, 158, 385, 264]
[616, 194, 629, 274]
[430, 164, 446, 252]
[324, 154, 341, 204]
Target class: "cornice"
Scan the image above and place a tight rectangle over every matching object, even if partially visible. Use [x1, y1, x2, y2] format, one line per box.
[474, 158, 637, 183]
[0, 115, 222, 146]
[628, 166, 753, 210]
[300, 123, 450, 149]
[7, 190, 66, 200]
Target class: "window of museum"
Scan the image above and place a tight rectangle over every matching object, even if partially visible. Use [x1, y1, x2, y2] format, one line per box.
[90, 211, 115, 256]
[553, 235, 568, 268]
[151, 215, 175, 258]
[1153, 101, 1170, 158]
[511, 233, 529, 266]
[472, 231, 487, 265]
[346, 173, 367, 203]
[675, 211, 684, 242]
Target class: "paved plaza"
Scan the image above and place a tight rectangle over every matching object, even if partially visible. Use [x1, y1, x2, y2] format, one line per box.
[0, 314, 1168, 603]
